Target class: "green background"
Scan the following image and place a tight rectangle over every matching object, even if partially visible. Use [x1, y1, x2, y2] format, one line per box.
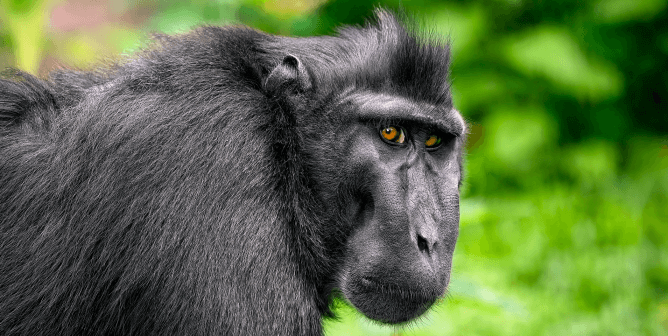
[1, 0, 667, 335]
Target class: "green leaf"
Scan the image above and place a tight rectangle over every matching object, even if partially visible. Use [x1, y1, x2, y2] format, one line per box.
[502, 26, 623, 101]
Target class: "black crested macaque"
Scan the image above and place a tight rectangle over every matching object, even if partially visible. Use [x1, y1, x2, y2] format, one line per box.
[0, 9, 466, 336]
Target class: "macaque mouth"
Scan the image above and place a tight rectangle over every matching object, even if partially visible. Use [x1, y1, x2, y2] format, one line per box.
[345, 275, 441, 324]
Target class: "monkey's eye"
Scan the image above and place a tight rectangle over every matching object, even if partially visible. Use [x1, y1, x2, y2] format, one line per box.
[425, 134, 442, 149]
[380, 126, 406, 144]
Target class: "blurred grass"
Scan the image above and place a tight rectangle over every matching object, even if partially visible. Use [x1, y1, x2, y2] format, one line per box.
[0, 0, 49, 73]
[1, 0, 667, 335]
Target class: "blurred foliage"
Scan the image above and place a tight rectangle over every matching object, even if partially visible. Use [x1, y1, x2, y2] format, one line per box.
[1, 0, 667, 335]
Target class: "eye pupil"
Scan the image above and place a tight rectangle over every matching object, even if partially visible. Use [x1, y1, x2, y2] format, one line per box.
[425, 135, 442, 148]
[380, 126, 405, 144]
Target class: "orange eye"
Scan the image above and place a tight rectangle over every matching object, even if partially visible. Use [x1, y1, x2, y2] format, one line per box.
[380, 126, 405, 144]
[425, 134, 441, 148]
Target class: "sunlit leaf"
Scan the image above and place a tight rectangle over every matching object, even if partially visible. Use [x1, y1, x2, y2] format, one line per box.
[594, 0, 668, 23]
[0, 0, 48, 73]
[561, 139, 619, 184]
[433, 4, 487, 59]
[483, 105, 557, 173]
[502, 26, 623, 101]
[148, 6, 204, 34]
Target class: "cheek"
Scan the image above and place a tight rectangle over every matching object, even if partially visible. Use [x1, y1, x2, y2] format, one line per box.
[426, 142, 462, 185]
[439, 192, 460, 256]
[340, 128, 380, 167]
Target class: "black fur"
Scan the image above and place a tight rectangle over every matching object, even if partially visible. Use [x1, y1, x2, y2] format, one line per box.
[0, 10, 461, 335]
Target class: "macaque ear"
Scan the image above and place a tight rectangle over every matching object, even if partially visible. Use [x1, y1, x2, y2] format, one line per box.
[264, 55, 312, 95]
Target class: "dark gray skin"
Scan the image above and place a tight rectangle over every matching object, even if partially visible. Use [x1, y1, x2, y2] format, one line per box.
[265, 52, 465, 325]
[324, 94, 465, 323]
[0, 10, 464, 335]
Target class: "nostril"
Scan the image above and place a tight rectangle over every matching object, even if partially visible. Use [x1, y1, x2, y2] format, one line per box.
[417, 234, 429, 255]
